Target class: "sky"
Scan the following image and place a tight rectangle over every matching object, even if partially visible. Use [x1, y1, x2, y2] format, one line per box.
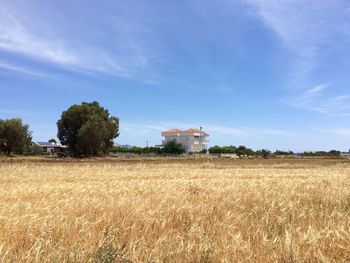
[1, 0, 350, 151]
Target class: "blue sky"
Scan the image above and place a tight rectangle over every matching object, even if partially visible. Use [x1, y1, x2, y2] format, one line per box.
[1, 0, 350, 151]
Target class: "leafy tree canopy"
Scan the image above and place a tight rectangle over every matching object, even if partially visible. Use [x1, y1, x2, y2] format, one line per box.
[274, 150, 294, 155]
[208, 145, 255, 156]
[0, 118, 32, 155]
[162, 140, 185, 155]
[256, 149, 271, 158]
[301, 150, 340, 157]
[111, 146, 163, 155]
[48, 138, 57, 144]
[57, 101, 119, 156]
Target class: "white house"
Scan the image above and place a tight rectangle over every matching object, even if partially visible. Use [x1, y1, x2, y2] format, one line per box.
[161, 128, 209, 153]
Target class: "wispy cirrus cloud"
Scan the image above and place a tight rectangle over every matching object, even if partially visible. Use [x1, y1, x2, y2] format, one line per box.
[0, 61, 49, 77]
[244, 0, 350, 116]
[118, 121, 350, 151]
[0, 107, 52, 118]
[0, 8, 126, 76]
[244, 0, 350, 82]
[0, 5, 155, 78]
[312, 127, 350, 137]
[121, 121, 298, 138]
[0, 9, 74, 64]
[287, 84, 350, 115]
[205, 124, 298, 138]
[117, 121, 306, 147]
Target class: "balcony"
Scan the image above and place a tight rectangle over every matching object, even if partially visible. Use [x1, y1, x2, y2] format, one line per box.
[194, 139, 209, 144]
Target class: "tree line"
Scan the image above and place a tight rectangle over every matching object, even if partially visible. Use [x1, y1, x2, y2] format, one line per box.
[208, 146, 341, 157]
[0, 101, 345, 157]
[208, 145, 274, 157]
[111, 140, 185, 155]
[0, 102, 119, 156]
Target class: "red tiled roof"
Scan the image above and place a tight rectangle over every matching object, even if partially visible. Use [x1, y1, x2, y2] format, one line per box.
[183, 128, 202, 133]
[162, 128, 209, 136]
[162, 129, 181, 133]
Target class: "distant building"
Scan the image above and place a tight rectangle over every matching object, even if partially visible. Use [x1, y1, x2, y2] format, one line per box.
[340, 152, 350, 158]
[35, 141, 67, 155]
[113, 143, 133, 149]
[161, 128, 209, 153]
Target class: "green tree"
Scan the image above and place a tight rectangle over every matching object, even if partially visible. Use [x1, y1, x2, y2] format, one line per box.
[28, 144, 45, 155]
[48, 138, 57, 144]
[223, 145, 237, 154]
[200, 148, 207, 154]
[57, 101, 119, 156]
[274, 150, 294, 156]
[327, 150, 340, 156]
[163, 140, 185, 155]
[235, 145, 249, 156]
[110, 146, 163, 155]
[0, 118, 32, 155]
[0, 119, 4, 150]
[208, 145, 222, 154]
[256, 149, 271, 158]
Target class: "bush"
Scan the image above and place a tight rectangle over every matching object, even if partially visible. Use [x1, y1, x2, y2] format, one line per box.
[274, 150, 294, 156]
[256, 149, 271, 158]
[301, 150, 340, 157]
[200, 149, 208, 154]
[208, 145, 255, 156]
[27, 144, 44, 156]
[110, 146, 162, 155]
[208, 145, 223, 154]
[163, 140, 185, 155]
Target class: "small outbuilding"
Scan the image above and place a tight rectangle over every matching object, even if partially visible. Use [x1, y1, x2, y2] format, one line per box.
[35, 141, 67, 155]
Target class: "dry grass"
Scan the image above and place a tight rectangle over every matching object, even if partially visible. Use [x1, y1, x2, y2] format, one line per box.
[0, 158, 350, 262]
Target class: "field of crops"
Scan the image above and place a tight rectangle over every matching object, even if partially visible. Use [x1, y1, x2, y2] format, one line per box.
[0, 157, 349, 262]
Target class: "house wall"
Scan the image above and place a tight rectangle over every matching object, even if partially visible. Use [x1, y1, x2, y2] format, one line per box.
[42, 147, 64, 155]
[162, 132, 208, 152]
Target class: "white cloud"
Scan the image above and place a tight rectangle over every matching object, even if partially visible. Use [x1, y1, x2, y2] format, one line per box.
[287, 84, 350, 115]
[0, 62, 48, 77]
[115, 121, 350, 151]
[303, 84, 327, 98]
[290, 84, 328, 109]
[0, 9, 77, 65]
[0, 6, 149, 77]
[312, 127, 350, 137]
[117, 121, 304, 147]
[205, 125, 298, 138]
[244, 0, 350, 82]
[328, 95, 350, 102]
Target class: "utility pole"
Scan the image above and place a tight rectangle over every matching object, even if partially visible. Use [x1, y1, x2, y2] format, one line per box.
[146, 140, 148, 147]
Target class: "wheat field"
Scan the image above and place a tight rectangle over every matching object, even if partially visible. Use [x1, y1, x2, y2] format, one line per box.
[0, 157, 349, 262]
